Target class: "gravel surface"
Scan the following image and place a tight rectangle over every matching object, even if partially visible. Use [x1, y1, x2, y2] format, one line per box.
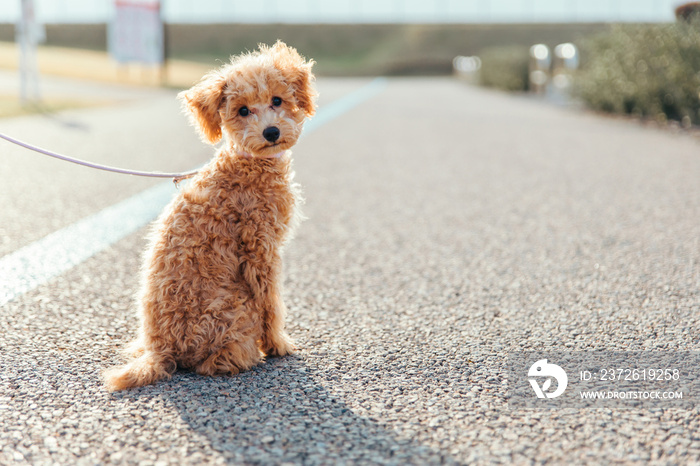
[1, 77, 699, 464]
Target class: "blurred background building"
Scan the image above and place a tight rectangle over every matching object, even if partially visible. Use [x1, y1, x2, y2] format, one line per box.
[0, 0, 682, 24]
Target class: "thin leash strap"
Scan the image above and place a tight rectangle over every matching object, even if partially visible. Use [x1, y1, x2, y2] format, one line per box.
[0, 131, 198, 183]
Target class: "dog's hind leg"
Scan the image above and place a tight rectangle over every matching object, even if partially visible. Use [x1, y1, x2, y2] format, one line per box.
[195, 336, 262, 376]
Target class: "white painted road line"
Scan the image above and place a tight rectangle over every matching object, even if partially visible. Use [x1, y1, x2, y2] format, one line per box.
[0, 183, 173, 306]
[0, 78, 387, 307]
[303, 78, 387, 135]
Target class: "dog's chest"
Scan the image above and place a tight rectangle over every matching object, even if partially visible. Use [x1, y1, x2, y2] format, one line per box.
[203, 179, 293, 240]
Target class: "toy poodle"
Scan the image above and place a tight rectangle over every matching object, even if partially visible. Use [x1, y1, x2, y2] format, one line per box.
[104, 41, 317, 391]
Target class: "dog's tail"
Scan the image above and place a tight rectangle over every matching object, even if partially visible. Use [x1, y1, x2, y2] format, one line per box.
[103, 351, 176, 392]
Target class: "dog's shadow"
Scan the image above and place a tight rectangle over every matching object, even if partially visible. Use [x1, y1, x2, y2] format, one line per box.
[114, 355, 455, 465]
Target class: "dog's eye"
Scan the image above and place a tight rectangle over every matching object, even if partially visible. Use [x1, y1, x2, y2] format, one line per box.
[272, 97, 282, 107]
[238, 106, 249, 117]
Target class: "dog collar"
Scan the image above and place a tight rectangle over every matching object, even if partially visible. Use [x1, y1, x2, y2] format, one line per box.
[262, 150, 286, 159]
[236, 149, 286, 160]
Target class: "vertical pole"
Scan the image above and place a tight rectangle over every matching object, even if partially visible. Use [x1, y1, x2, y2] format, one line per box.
[27, 0, 41, 103]
[17, 0, 42, 105]
[160, 0, 168, 86]
[18, 0, 29, 104]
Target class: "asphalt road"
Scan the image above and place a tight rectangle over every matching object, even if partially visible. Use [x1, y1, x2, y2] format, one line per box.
[1, 76, 699, 465]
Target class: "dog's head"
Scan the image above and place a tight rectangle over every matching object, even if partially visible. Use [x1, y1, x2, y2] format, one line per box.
[179, 41, 317, 157]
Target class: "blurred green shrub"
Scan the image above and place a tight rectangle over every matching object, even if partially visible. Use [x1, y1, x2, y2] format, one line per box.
[573, 20, 700, 125]
[478, 45, 530, 92]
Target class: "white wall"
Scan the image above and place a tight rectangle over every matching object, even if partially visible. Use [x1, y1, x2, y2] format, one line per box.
[0, 0, 679, 24]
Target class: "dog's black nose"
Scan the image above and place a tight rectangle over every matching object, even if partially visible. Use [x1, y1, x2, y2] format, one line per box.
[262, 126, 280, 142]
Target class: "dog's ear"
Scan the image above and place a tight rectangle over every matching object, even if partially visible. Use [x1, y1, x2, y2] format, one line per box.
[270, 41, 318, 117]
[178, 70, 227, 144]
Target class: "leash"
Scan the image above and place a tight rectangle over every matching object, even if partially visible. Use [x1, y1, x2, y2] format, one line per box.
[0, 131, 199, 184]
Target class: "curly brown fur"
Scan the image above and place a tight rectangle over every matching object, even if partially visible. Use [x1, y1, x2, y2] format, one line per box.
[104, 41, 317, 391]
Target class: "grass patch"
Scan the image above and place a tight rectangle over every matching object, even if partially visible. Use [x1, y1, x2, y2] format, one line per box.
[478, 45, 530, 92]
[0, 22, 608, 77]
[159, 23, 607, 76]
[0, 95, 112, 119]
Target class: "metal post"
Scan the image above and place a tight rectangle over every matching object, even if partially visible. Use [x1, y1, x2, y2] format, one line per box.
[160, 0, 168, 86]
[17, 0, 43, 105]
